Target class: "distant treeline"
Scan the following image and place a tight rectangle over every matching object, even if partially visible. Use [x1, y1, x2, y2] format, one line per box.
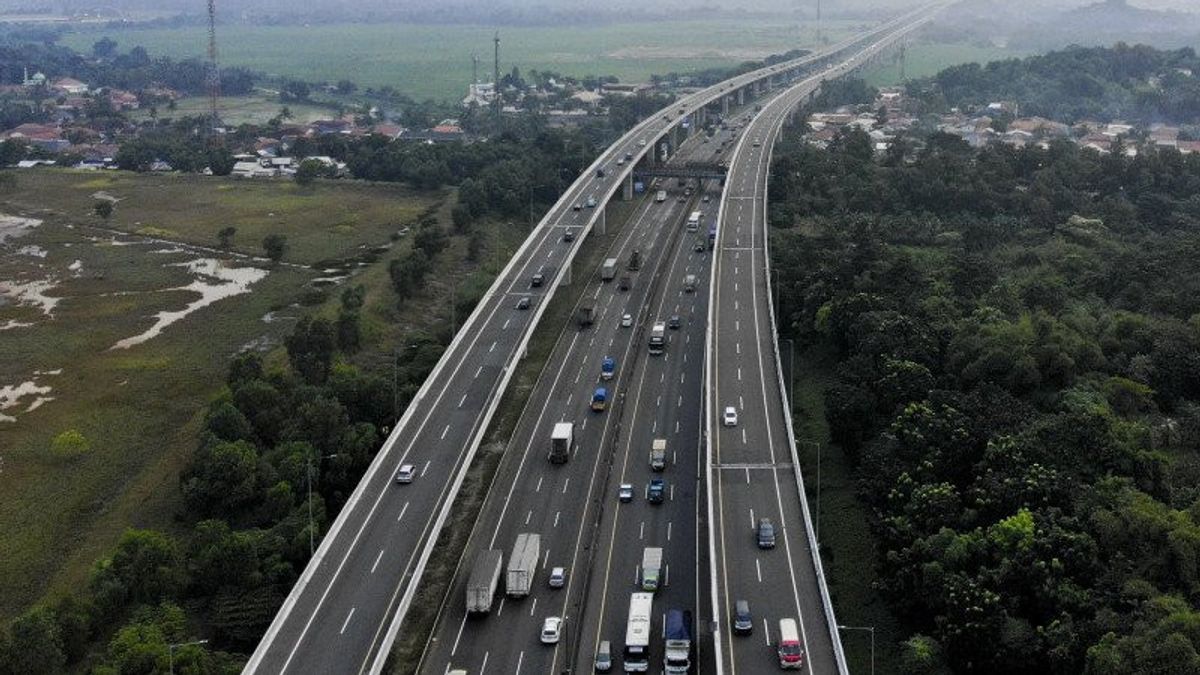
[908, 43, 1200, 124]
[0, 40, 254, 96]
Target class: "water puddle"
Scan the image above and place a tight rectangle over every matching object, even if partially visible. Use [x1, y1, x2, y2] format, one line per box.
[111, 258, 268, 350]
[0, 277, 61, 316]
[0, 380, 54, 423]
[0, 215, 42, 244]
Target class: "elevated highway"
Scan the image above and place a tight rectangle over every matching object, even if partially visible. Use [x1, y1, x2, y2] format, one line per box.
[245, 4, 946, 673]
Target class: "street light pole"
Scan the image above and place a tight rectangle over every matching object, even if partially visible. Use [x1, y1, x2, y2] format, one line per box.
[837, 625, 875, 675]
[307, 452, 340, 556]
[168, 639, 208, 675]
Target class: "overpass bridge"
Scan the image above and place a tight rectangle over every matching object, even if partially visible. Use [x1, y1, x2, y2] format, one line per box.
[244, 5, 948, 674]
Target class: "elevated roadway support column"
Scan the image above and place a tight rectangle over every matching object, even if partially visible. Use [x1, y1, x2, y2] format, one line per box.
[595, 206, 606, 235]
[736, 87, 745, 106]
[559, 260, 572, 286]
[622, 173, 634, 201]
[721, 95, 729, 115]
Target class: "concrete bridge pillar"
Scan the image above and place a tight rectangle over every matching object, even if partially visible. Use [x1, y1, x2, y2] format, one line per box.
[560, 260, 572, 286]
[721, 96, 730, 115]
[737, 88, 745, 106]
[622, 173, 634, 201]
[595, 207, 606, 235]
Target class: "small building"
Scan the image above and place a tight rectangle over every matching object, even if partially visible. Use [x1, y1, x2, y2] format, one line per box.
[51, 77, 88, 95]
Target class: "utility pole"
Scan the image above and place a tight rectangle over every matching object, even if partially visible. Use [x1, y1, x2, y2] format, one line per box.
[206, 0, 220, 128]
[493, 31, 501, 116]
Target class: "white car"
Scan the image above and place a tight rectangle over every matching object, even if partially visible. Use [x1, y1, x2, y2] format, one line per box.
[541, 616, 563, 644]
[621, 313, 633, 327]
[395, 464, 415, 483]
[548, 566, 566, 588]
[723, 406, 738, 427]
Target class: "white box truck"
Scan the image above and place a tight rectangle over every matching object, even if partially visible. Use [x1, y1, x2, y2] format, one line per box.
[650, 439, 667, 471]
[466, 549, 503, 614]
[602, 258, 618, 281]
[506, 533, 541, 597]
[549, 422, 573, 464]
[656, 190, 667, 203]
[641, 547, 663, 591]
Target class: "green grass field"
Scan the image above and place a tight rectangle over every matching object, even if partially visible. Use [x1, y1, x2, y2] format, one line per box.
[8, 171, 432, 265]
[131, 94, 335, 126]
[0, 170, 443, 620]
[861, 41, 1029, 87]
[61, 19, 864, 102]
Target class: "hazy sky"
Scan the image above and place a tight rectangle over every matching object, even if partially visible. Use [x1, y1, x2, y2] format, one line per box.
[0, 0, 1196, 19]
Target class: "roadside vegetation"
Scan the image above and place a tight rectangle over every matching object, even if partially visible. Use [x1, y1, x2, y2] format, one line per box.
[770, 98, 1200, 674]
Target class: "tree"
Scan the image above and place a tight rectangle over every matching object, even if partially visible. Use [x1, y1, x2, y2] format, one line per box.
[335, 79, 357, 95]
[285, 316, 337, 384]
[94, 200, 113, 219]
[179, 440, 261, 519]
[262, 234, 288, 264]
[217, 226, 237, 249]
[294, 159, 324, 186]
[205, 400, 255, 442]
[89, 530, 184, 613]
[2, 606, 66, 675]
[92, 37, 118, 59]
[337, 310, 361, 353]
[208, 148, 235, 176]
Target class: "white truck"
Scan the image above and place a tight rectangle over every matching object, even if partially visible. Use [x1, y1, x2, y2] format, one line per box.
[602, 258, 618, 281]
[549, 422, 573, 464]
[650, 439, 667, 471]
[656, 190, 667, 203]
[506, 533, 541, 597]
[465, 549, 504, 614]
[641, 547, 663, 591]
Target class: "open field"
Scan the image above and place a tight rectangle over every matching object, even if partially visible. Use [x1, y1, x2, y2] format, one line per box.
[0, 170, 443, 620]
[861, 41, 1030, 87]
[9, 170, 433, 265]
[129, 94, 336, 126]
[61, 19, 864, 102]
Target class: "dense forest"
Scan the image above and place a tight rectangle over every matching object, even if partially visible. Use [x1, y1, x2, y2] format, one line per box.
[770, 124, 1200, 673]
[909, 43, 1200, 124]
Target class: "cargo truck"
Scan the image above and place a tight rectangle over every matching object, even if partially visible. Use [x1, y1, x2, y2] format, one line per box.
[466, 550, 504, 614]
[656, 190, 667, 203]
[549, 422, 573, 464]
[601, 357, 616, 381]
[648, 322, 666, 355]
[641, 547, 663, 591]
[663, 609, 692, 673]
[602, 258, 618, 281]
[506, 533, 541, 597]
[650, 439, 666, 471]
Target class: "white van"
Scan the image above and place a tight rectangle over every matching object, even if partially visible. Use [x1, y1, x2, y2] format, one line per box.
[777, 618, 804, 669]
